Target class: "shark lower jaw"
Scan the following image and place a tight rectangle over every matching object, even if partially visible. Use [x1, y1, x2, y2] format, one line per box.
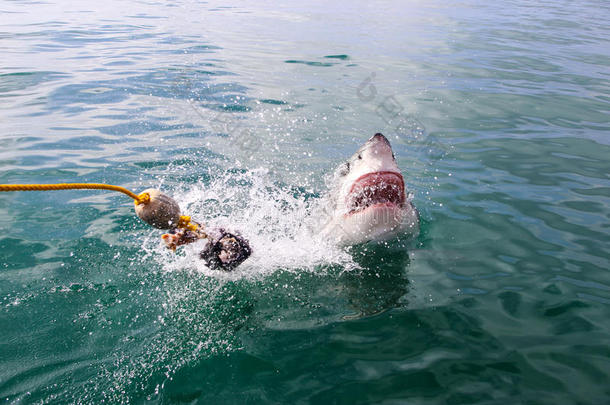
[344, 171, 406, 216]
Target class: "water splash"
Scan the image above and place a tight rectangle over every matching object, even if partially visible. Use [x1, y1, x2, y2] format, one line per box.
[144, 167, 358, 280]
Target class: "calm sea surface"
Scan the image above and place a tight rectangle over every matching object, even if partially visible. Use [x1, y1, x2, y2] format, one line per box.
[1, 0, 609, 403]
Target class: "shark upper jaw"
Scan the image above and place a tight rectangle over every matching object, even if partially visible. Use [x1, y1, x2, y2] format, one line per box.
[344, 171, 406, 216]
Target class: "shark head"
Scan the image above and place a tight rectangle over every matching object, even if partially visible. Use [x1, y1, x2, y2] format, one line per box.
[324, 133, 419, 244]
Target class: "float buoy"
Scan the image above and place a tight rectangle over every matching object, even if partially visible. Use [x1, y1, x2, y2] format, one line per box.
[133, 188, 181, 229]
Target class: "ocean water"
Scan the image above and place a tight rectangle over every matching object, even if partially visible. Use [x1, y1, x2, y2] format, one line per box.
[1, 0, 609, 403]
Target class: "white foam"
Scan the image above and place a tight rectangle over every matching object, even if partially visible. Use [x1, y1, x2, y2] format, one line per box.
[142, 168, 357, 280]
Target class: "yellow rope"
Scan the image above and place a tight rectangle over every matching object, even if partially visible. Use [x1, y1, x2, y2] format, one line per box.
[0, 184, 206, 233]
[178, 215, 207, 237]
[178, 215, 197, 231]
[0, 183, 150, 205]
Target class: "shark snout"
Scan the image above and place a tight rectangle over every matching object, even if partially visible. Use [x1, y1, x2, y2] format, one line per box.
[371, 133, 390, 144]
[364, 133, 394, 161]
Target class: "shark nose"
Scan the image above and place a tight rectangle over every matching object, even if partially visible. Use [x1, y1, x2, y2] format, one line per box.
[371, 133, 390, 145]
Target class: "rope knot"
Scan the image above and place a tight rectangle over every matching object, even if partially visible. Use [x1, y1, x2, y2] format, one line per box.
[134, 192, 150, 205]
[177, 215, 200, 232]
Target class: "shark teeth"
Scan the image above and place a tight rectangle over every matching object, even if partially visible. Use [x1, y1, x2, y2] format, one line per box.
[346, 171, 405, 214]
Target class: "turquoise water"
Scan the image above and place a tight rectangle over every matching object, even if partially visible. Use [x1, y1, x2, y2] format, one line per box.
[1, 0, 610, 403]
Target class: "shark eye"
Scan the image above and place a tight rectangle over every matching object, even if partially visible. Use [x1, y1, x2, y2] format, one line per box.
[339, 161, 350, 176]
[357, 154, 362, 160]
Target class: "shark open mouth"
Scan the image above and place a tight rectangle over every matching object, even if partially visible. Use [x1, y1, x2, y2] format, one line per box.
[346, 171, 406, 215]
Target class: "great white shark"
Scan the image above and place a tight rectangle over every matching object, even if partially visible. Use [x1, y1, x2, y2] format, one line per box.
[321, 133, 419, 245]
